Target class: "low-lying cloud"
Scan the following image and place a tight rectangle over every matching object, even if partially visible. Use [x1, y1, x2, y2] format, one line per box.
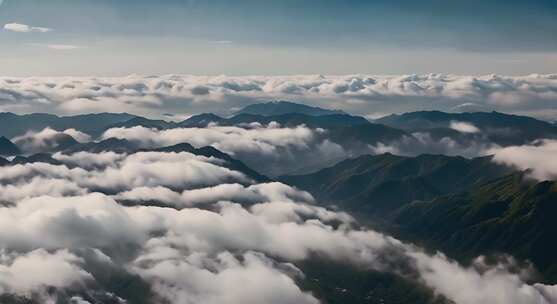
[0, 249, 91, 296]
[450, 121, 480, 133]
[488, 139, 557, 180]
[12, 127, 90, 153]
[102, 125, 348, 176]
[0, 149, 555, 303]
[0, 151, 250, 192]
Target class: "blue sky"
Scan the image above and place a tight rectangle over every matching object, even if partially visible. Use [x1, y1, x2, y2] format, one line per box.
[1, 0, 556, 76]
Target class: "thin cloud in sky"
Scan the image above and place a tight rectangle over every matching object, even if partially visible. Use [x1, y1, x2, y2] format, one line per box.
[4, 22, 52, 33]
[210, 40, 233, 44]
[45, 44, 84, 50]
[29, 43, 85, 50]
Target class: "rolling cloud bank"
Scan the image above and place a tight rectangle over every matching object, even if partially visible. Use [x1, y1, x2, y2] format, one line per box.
[1, 74, 557, 121]
[0, 116, 556, 303]
[0, 148, 556, 304]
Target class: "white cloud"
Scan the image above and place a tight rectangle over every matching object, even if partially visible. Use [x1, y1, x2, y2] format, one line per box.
[101, 125, 348, 176]
[0, 74, 556, 120]
[368, 132, 497, 159]
[0, 249, 92, 295]
[62, 129, 92, 143]
[70, 297, 92, 304]
[0, 177, 85, 202]
[488, 139, 557, 180]
[0, 151, 250, 192]
[4, 22, 52, 33]
[115, 183, 263, 207]
[53, 151, 125, 169]
[0, 139, 554, 303]
[132, 251, 319, 304]
[27, 43, 85, 51]
[12, 127, 83, 153]
[450, 121, 480, 133]
[44, 44, 83, 50]
[102, 125, 317, 155]
[411, 252, 557, 304]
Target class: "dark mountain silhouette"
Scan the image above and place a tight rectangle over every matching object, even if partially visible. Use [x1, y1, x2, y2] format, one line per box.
[235, 101, 346, 116]
[180, 112, 370, 129]
[0, 112, 136, 138]
[65, 138, 142, 154]
[0, 136, 21, 156]
[327, 124, 410, 147]
[105, 117, 179, 130]
[180, 113, 225, 127]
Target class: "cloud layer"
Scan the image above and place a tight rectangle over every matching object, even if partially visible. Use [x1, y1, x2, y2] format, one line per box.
[102, 124, 347, 176]
[489, 139, 557, 180]
[1, 74, 556, 120]
[0, 146, 555, 303]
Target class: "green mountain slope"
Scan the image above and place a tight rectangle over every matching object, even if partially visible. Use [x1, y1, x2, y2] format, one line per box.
[395, 173, 557, 282]
[281, 153, 513, 214]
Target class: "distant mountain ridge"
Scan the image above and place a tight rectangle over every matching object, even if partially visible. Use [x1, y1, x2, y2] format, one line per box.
[0, 112, 136, 138]
[234, 101, 347, 116]
[181, 112, 371, 128]
[375, 111, 557, 145]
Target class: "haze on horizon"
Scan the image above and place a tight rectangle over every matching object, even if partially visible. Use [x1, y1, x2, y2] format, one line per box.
[1, 0, 556, 76]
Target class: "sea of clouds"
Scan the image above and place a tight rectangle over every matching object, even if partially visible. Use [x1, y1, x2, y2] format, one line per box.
[0, 146, 556, 303]
[2, 74, 557, 303]
[1, 74, 557, 120]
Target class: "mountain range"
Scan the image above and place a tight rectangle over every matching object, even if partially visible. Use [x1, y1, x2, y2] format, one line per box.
[0, 112, 135, 139]
[281, 153, 514, 214]
[3, 103, 557, 160]
[1, 101, 556, 303]
[375, 111, 557, 145]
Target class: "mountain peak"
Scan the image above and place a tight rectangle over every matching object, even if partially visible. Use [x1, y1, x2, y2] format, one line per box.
[180, 113, 225, 127]
[235, 101, 346, 117]
[0, 136, 21, 156]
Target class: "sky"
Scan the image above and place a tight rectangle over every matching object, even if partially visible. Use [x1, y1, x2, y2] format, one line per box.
[1, 0, 557, 76]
